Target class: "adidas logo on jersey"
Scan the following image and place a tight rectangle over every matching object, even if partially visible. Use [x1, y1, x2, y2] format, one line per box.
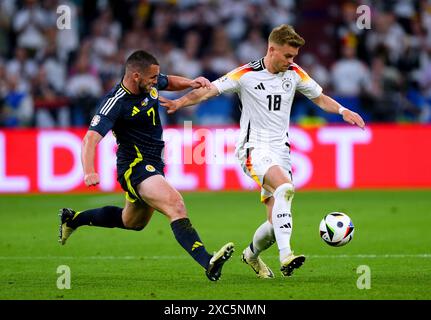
[132, 106, 140, 116]
[254, 83, 265, 90]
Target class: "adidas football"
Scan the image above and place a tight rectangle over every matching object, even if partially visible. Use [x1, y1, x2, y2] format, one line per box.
[319, 212, 354, 247]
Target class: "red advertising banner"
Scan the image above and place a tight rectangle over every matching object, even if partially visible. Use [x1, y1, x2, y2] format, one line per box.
[0, 125, 430, 193]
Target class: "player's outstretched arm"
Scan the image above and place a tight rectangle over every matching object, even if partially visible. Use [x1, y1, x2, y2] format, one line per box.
[165, 75, 211, 91]
[160, 84, 220, 114]
[312, 93, 365, 129]
[81, 130, 103, 187]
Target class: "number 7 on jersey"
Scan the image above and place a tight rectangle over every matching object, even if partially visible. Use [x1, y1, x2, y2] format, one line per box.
[147, 107, 156, 125]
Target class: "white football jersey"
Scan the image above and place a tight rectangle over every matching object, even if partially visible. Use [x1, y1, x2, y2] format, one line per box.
[213, 58, 322, 154]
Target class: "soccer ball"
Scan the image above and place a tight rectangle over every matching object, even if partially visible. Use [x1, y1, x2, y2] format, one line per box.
[319, 212, 354, 247]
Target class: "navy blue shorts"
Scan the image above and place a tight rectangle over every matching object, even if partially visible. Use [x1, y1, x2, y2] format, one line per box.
[117, 161, 164, 203]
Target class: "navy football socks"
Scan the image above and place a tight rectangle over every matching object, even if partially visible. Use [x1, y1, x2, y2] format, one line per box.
[67, 206, 126, 229]
[170, 218, 212, 269]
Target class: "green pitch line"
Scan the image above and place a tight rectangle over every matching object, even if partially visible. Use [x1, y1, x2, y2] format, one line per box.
[0, 190, 430, 300]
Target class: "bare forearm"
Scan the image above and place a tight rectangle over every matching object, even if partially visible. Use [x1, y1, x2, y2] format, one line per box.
[166, 75, 193, 91]
[81, 141, 96, 175]
[177, 85, 219, 108]
[160, 84, 220, 114]
[312, 93, 366, 129]
[81, 131, 102, 175]
[312, 94, 343, 113]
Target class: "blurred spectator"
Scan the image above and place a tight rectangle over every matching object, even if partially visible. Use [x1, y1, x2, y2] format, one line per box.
[195, 95, 236, 125]
[366, 10, 407, 66]
[36, 30, 67, 93]
[6, 47, 38, 92]
[56, 0, 80, 61]
[264, 0, 296, 29]
[170, 31, 203, 79]
[91, 12, 120, 61]
[0, 59, 7, 89]
[208, 28, 238, 76]
[300, 53, 330, 90]
[0, 1, 12, 57]
[66, 54, 102, 126]
[0, 74, 34, 127]
[42, 0, 61, 27]
[237, 28, 267, 64]
[97, 50, 124, 88]
[221, 0, 248, 43]
[13, 0, 48, 54]
[331, 44, 371, 96]
[200, 54, 221, 82]
[364, 55, 419, 122]
[333, 1, 369, 62]
[33, 66, 69, 128]
[1, 0, 431, 127]
[417, 50, 431, 121]
[0, 60, 8, 110]
[122, 27, 146, 59]
[420, 50, 431, 92]
[420, 0, 431, 49]
[394, 0, 417, 34]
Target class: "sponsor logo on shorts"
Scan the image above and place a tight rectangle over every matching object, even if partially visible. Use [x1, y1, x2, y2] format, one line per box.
[90, 115, 100, 126]
[145, 165, 156, 172]
[262, 156, 272, 164]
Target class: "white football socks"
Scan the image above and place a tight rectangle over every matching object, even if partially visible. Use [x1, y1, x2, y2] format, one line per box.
[272, 183, 294, 263]
[247, 220, 275, 259]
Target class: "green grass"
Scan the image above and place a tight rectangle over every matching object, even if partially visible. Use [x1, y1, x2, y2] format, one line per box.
[0, 190, 430, 300]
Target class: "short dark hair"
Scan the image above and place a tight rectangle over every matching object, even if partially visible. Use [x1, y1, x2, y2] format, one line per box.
[125, 50, 159, 73]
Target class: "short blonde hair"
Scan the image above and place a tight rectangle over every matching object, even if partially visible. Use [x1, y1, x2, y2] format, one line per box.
[269, 24, 305, 48]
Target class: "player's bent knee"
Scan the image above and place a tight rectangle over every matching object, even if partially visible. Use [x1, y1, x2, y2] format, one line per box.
[174, 199, 187, 218]
[122, 215, 150, 231]
[130, 225, 145, 231]
[123, 220, 146, 231]
[167, 197, 187, 220]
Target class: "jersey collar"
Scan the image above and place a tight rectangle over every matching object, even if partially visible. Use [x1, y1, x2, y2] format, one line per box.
[119, 79, 147, 98]
[260, 57, 266, 69]
[120, 81, 132, 95]
[119, 78, 156, 99]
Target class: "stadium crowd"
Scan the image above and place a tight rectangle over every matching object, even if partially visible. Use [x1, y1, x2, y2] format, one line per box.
[0, 0, 430, 128]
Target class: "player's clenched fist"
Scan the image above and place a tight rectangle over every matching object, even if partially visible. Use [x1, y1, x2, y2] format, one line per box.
[190, 76, 211, 89]
[84, 173, 100, 187]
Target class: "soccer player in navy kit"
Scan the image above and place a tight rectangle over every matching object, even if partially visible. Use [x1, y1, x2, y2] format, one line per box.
[59, 50, 234, 281]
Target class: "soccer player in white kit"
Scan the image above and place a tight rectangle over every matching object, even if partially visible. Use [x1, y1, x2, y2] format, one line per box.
[161, 24, 365, 278]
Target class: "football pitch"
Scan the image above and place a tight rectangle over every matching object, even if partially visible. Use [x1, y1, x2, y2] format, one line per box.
[0, 190, 430, 300]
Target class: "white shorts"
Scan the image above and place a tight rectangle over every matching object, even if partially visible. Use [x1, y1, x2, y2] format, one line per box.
[238, 147, 292, 202]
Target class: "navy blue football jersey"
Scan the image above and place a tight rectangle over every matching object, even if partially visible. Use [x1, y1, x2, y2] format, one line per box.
[89, 74, 169, 174]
